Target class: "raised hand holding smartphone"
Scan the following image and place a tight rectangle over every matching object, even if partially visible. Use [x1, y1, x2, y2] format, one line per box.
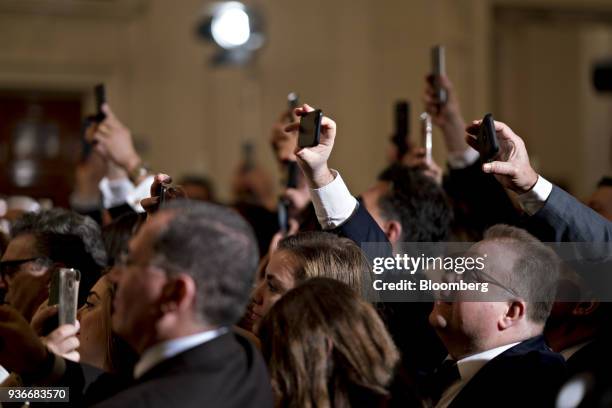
[286, 104, 336, 189]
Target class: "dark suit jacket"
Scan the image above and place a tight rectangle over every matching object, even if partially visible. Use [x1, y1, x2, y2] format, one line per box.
[331, 202, 446, 376]
[443, 336, 566, 408]
[528, 185, 612, 242]
[566, 335, 611, 377]
[90, 333, 273, 408]
[333, 202, 392, 260]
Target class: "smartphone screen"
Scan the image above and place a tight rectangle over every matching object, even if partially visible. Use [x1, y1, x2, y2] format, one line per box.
[477, 113, 500, 162]
[431, 45, 447, 104]
[298, 110, 322, 148]
[94, 83, 107, 123]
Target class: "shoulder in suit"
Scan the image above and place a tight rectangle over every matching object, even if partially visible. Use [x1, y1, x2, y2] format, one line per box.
[90, 333, 273, 408]
[449, 336, 566, 408]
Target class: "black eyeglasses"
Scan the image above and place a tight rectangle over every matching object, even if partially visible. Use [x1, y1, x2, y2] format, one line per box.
[0, 258, 44, 281]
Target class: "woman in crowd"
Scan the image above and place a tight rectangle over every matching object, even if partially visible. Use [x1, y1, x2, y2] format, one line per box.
[259, 278, 401, 408]
[240, 231, 373, 333]
[34, 212, 143, 373]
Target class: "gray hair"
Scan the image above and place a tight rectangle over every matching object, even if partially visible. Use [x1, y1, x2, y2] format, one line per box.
[155, 200, 259, 326]
[483, 224, 560, 323]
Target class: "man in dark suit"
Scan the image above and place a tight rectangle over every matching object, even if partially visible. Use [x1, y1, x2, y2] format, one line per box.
[424, 224, 566, 407]
[0, 199, 273, 407]
[91, 199, 272, 407]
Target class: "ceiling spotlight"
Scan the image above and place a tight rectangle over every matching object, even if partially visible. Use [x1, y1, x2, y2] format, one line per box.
[211, 2, 250, 49]
[196, 1, 266, 66]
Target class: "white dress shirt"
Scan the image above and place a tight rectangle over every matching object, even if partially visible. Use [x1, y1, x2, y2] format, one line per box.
[133, 327, 229, 379]
[98, 175, 154, 212]
[309, 170, 358, 230]
[436, 342, 521, 408]
[447, 148, 480, 169]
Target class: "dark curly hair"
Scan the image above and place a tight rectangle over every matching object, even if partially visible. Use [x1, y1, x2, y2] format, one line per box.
[377, 164, 453, 242]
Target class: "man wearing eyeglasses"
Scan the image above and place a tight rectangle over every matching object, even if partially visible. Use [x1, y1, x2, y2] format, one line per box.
[426, 224, 567, 408]
[0, 209, 106, 322]
[0, 236, 54, 322]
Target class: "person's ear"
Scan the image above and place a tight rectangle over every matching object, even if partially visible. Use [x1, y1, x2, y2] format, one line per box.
[498, 300, 526, 330]
[572, 300, 599, 317]
[160, 274, 196, 314]
[384, 220, 402, 245]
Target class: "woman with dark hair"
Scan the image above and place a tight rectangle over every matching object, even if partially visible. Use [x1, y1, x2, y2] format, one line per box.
[76, 212, 144, 374]
[34, 212, 142, 374]
[240, 231, 373, 333]
[259, 278, 401, 408]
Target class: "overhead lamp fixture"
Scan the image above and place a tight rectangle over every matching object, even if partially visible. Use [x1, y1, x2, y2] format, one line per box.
[196, 1, 266, 66]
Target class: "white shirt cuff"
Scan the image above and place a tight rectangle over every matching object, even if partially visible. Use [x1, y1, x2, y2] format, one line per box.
[99, 177, 134, 209]
[125, 175, 155, 213]
[447, 148, 480, 169]
[309, 170, 358, 230]
[99, 176, 153, 213]
[517, 175, 553, 215]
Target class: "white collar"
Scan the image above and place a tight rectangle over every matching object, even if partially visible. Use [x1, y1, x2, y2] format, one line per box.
[454, 342, 521, 383]
[134, 327, 229, 379]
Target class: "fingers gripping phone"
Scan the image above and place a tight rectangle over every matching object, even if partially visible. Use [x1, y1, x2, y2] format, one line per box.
[94, 84, 107, 123]
[49, 268, 81, 326]
[298, 110, 323, 148]
[477, 113, 500, 162]
[431, 45, 447, 105]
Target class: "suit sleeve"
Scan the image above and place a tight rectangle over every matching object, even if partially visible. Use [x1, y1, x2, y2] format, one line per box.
[332, 203, 393, 261]
[527, 185, 612, 242]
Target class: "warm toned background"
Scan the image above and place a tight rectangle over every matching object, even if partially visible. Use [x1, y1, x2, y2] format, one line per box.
[0, 0, 611, 201]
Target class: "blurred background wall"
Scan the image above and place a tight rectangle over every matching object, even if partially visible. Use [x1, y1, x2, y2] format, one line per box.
[0, 0, 610, 201]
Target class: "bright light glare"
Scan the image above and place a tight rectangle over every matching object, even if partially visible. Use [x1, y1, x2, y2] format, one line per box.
[211, 2, 251, 49]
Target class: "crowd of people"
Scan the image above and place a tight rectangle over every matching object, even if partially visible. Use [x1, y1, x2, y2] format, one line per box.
[0, 71, 611, 408]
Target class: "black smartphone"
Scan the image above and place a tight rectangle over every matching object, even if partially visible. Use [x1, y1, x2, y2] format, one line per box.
[391, 100, 410, 159]
[277, 200, 289, 234]
[298, 110, 322, 148]
[94, 83, 107, 123]
[477, 113, 500, 162]
[431, 45, 447, 105]
[286, 161, 299, 189]
[157, 184, 168, 208]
